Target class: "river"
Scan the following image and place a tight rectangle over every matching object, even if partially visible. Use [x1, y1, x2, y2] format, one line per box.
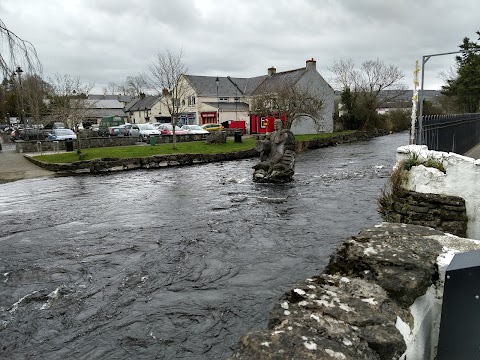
[0, 131, 408, 359]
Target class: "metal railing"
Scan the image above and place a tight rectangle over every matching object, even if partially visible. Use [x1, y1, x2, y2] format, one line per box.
[415, 113, 480, 155]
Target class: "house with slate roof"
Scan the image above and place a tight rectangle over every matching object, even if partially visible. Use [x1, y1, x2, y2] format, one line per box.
[251, 59, 334, 134]
[83, 97, 128, 124]
[123, 95, 169, 124]
[89, 94, 133, 107]
[177, 75, 256, 127]
[176, 59, 334, 134]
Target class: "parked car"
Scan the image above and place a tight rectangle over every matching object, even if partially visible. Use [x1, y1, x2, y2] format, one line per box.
[129, 123, 161, 142]
[108, 126, 129, 137]
[47, 128, 77, 141]
[157, 123, 188, 135]
[119, 123, 133, 135]
[201, 123, 224, 132]
[44, 121, 66, 130]
[10, 128, 47, 141]
[181, 124, 209, 134]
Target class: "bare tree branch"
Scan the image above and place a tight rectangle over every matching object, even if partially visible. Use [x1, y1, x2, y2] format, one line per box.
[252, 78, 325, 130]
[0, 19, 42, 78]
[144, 48, 189, 149]
[47, 73, 95, 130]
[120, 75, 148, 96]
[330, 58, 406, 129]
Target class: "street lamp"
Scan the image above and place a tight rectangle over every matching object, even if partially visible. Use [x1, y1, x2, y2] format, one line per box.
[15, 66, 25, 133]
[417, 48, 480, 144]
[215, 76, 219, 123]
[235, 87, 238, 121]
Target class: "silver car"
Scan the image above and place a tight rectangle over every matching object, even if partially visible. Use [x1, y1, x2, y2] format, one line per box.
[129, 123, 161, 142]
[181, 125, 209, 134]
[48, 128, 77, 141]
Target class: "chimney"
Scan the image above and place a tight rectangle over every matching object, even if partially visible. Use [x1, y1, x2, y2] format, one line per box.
[268, 66, 276, 76]
[306, 58, 316, 70]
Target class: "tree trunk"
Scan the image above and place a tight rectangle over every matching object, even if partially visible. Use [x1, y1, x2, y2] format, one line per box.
[172, 115, 177, 149]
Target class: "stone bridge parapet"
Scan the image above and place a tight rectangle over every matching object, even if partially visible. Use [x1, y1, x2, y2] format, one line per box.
[229, 223, 480, 360]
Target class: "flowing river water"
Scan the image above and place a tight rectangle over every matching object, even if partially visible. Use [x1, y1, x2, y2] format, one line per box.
[0, 131, 408, 359]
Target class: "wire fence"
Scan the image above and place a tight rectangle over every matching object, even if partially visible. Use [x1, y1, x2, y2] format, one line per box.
[414, 113, 480, 154]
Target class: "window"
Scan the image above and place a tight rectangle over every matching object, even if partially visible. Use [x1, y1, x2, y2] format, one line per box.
[219, 97, 229, 101]
[188, 96, 196, 106]
[234, 97, 240, 102]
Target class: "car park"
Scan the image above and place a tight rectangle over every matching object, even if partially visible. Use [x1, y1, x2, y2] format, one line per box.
[47, 128, 77, 141]
[201, 123, 224, 132]
[128, 123, 161, 142]
[157, 123, 188, 135]
[181, 124, 209, 134]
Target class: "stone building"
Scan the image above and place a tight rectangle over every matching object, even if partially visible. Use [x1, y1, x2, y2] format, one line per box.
[173, 59, 335, 134]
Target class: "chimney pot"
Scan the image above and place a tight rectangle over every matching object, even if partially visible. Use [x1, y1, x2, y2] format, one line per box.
[306, 58, 317, 70]
[268, 66, 276, 76]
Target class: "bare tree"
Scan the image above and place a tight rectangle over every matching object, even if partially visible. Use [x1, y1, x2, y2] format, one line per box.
[251, 79, 325, 130]
[145, 49, 189, 149]
[120, 75, 148, 97]
[330, 58, 406, 129]
[48, 73, 95, 129]
[103, 82, 119, 95]
[22, 73, 51, 128]
[47, 74, 95, 152]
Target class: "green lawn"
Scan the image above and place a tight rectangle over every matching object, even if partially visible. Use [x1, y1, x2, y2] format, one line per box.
[294, 131, 354, 141]
[33, 131, 354, 164]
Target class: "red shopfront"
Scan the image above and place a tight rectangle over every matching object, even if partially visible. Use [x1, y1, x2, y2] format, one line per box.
[249, 114, 286, 134]
[201, 112, 217, 124]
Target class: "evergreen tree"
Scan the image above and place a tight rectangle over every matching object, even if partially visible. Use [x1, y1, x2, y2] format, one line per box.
[441, 32, 480, 113]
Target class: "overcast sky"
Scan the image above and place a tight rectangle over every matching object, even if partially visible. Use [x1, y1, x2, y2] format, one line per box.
[1, 0, 479, 94]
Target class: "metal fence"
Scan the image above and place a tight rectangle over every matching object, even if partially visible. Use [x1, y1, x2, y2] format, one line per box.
[415, 113, 480, 154]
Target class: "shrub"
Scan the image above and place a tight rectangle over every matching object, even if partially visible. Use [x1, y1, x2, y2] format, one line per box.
[377, 162, 408, 219]
[404, 151, 446, 173]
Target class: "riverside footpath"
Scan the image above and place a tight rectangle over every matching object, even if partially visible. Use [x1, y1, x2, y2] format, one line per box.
[0, 140, 55, 183]
[466, 143, 480, 159]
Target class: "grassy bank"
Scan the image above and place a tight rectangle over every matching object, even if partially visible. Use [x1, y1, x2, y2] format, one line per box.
[33, 131, 354, 164]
